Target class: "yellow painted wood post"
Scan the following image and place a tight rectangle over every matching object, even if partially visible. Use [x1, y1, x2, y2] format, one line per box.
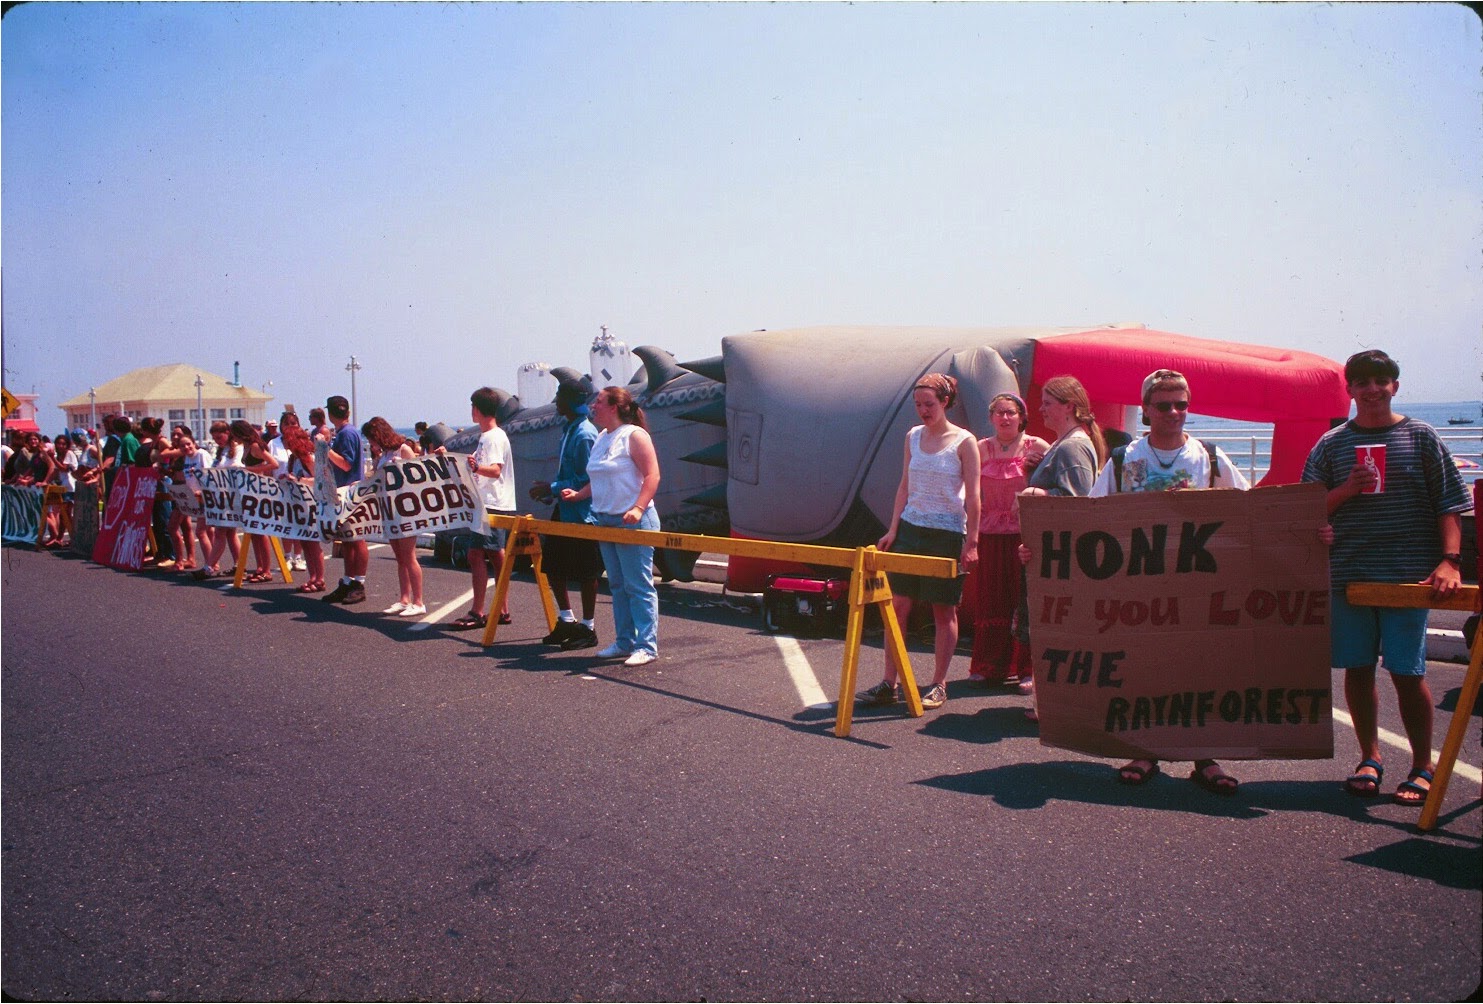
[1420, 627, 1482, 831]
[1345, 583, 1481, 832]
[37, 486, 68, 548]
[505, 514, 558, 634]
[232, 538, 248, 587]
[835, 546, 923, 737]
[835, 547, 870, 737]
[270, 536, 292, 584]
[480, 514, 535, 645]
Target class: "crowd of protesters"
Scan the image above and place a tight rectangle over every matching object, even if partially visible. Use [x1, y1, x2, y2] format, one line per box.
[8, 350, 1473, 807]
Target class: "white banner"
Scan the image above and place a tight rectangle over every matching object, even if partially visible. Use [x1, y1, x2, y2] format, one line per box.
[197, 467, 321, 541]
[378, 454, 482, 540]
[317, 448, 482, 543]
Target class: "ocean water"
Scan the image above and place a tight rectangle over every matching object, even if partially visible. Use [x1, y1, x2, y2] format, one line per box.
[1188, 400, 1482, 482]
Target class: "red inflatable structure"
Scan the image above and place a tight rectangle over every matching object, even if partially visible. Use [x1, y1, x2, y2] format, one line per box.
[1026, 329, 1348, 486]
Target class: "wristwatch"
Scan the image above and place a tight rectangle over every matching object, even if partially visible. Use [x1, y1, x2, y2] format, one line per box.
[1441, 553, 1462, 567]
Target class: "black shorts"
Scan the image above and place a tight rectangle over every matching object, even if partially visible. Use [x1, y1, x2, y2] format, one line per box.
[542, 524, 604, 582]
[888, 519, 966, 606]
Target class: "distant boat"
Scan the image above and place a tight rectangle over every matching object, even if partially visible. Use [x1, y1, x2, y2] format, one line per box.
[1448, 416, 1476, 425]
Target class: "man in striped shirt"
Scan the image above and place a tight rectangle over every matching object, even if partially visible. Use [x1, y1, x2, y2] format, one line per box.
[1302, 350, 1471, 807]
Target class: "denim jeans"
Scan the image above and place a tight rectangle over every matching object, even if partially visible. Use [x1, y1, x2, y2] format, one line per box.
[591, 507, 659, 655]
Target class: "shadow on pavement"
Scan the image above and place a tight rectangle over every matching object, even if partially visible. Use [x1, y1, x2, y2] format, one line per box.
[924, 759, 1483, 836]
[1345, 837, 1482, 889]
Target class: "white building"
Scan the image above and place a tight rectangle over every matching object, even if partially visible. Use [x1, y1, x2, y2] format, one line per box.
[57, 363, 274, 437]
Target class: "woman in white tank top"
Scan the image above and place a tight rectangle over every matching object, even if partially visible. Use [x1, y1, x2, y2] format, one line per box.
[560, 386, 662, 667]
[856, 373, 981, 713]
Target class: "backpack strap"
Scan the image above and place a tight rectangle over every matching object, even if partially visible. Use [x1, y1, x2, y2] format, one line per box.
[1111, 444, 1128, 493]
[1198, 440, 1220, 487]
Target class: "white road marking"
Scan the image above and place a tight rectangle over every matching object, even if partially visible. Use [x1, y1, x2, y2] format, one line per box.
[774, 634, 831, 708]
[407, 588, 476, 632]
[1333, 708, 1481, 783]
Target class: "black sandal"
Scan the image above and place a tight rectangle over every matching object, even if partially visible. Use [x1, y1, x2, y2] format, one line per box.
[1343, 758, 1384, 798]
[1117, 760, 1160, 785]
[1190, 759, 1239, 796]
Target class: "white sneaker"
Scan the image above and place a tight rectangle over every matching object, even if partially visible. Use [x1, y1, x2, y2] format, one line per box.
[623, 651, 656, 667]
[293, 556, 307, 571]
[398, 603, 427, 617]
[596, 643, 631, 659]
[382, 601, 407, 615]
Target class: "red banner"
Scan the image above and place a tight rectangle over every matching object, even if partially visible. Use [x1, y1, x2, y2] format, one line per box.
[92, 467, 159, 571]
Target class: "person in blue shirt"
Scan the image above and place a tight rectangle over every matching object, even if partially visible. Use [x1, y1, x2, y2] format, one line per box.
[530, 381, 606, 651]
[1302, 350, 1471, 806]
[319, 394, 369, 606]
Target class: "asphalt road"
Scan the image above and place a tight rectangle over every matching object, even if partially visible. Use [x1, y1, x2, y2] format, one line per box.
[3, 542, 1480, 1002]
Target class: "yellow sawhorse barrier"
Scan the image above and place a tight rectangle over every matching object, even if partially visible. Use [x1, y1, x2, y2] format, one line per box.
[1346, 582, 1481, 832]
[37, 485, 71, 548]
[230, 534, 294, 588]
[479, 513, 955, 737]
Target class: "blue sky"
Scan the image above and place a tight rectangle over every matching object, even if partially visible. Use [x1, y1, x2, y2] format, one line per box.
[4, 2, 1480, 428]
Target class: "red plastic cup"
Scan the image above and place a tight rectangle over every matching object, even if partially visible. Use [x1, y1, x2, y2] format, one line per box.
[1356, 444, 1386, 494]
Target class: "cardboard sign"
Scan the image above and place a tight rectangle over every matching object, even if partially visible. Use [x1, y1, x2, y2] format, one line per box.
[1018, 484, 1333, 761]
[93, 466, 159, 570]
[166, 468, 206, 518]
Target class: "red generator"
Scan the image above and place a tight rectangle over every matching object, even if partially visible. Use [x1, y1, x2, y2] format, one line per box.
[762, 574, 850, 637]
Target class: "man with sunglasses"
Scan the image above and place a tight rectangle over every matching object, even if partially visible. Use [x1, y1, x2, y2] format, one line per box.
[1091, 369, 1249, 495]
[1090, 369, 1250, 794]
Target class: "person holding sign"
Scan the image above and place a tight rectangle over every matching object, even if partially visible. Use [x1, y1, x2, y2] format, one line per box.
[969, 393, 1048, 687]
[1089, 369, 1250, 794]
[448, 387, 516, 631]
[529, 380, 605, 651]
[233, 420, 280, 584]
[363, 417, 426, 617]
[1302, 350, 1471, 806]
[855, 373, 981, 711]
[1016, 375, 1108, 722]
[192, 421, 243, 580]
[560, 386, 662, 667]
[277, 413, 327, 593]
[319, 395, 370, 606]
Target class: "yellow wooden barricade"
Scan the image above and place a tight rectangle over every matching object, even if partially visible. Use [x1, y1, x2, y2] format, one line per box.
[230, 535, 294, 587]
[479, 513, 955, 737]
[37, 485, 71, 548]
[1345, 582, 1481, 832]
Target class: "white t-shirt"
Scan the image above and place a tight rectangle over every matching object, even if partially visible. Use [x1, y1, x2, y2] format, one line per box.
[1090, 436, 1250, 496]
[58, 448, 81, 492]
[473, 425, 515, 511]
[267, 436, 291, 476]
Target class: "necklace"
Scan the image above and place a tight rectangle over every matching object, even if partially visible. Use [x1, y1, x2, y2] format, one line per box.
[996, 434, 1020, 453]
[1147, 441, 1183, 470]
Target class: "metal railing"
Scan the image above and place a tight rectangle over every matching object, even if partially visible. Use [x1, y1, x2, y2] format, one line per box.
[1184, 427, 1482, 484]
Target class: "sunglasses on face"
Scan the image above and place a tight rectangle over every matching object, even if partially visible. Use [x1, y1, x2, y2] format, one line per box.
[1150, 401, 1190, 413]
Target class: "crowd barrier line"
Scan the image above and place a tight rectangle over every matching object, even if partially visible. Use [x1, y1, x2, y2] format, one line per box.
[483, 512, 959, 737]
[1345, 582, 1480, 832]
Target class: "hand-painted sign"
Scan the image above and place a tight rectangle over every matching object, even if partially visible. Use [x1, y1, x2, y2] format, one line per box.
[1018, 484, 1333, 761]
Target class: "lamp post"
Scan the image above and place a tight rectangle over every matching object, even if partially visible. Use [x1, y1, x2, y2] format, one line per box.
[194, 374, 205, 440]
[346, 356, 362, 425]
[88, 388, 97, 435]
